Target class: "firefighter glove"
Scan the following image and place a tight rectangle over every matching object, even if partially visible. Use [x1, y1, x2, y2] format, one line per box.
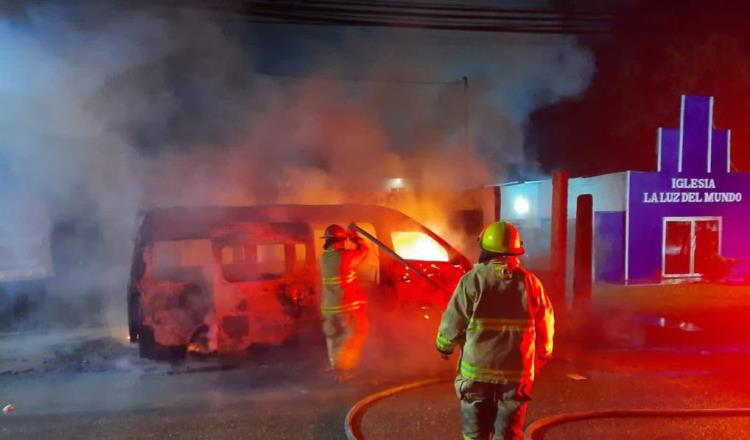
[437, 347, 452, 360]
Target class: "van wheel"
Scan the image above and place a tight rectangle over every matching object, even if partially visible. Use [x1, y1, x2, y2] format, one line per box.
[138, 326, 186, 361]
[138, 326, 158, 359]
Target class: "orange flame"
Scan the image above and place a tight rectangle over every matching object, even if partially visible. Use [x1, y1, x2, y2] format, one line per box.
[392, 231, 449, 262]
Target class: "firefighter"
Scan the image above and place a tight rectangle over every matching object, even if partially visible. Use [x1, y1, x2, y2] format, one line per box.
[320, 224, 370, 383]
[436, 221, 554, 440]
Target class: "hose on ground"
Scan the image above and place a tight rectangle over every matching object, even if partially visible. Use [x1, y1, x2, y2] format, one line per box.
[344, 378, 451, 440]
[525, 407, 750, 440]
[344, 378, 750, 440]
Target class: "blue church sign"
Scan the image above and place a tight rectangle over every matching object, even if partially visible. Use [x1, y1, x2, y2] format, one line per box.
[627, 95, 750, 282]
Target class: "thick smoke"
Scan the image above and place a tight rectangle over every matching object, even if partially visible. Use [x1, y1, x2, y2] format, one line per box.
[0, 4, 594, 333]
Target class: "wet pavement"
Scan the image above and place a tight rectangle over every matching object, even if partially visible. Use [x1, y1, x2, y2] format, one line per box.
[0, 338, 384, 440]
[357, 347, 750, 439]
[6, 343, 749, 439]
[3, 294, 750, 439]
[0, 319, 452, 440]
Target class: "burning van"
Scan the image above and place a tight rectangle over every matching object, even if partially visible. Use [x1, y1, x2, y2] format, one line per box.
[127, 204, 471, 359]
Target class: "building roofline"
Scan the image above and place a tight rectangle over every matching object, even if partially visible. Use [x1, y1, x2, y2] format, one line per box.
[494, 170, 630, 187]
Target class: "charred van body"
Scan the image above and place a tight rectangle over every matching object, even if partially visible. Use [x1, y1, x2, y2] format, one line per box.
[127, 204, 471, 360]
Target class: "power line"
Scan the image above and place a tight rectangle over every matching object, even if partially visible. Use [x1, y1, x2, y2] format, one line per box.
[241, 2, 616, 23]
[311, 0, 616, 17]
[171, 0, 618, 35]
[252, 70, 464, 85]
[233, 10, 610, 35]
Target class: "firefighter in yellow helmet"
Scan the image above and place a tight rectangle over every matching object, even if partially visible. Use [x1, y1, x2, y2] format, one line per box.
[436, 221, 554, 440]
[320, 224, 370, 383]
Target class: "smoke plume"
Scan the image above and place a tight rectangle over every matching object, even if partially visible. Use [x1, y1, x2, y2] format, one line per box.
[0, 3, 594, 332]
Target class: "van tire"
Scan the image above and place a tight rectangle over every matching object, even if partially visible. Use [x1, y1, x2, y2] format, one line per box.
[138, 326, 187, 361]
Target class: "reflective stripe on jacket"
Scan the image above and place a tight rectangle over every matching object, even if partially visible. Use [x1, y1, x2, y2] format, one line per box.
[436, 257, 554, 386]
[320, 240, 369, 314]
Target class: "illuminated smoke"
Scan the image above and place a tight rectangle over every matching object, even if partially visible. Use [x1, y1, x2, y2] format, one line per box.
[0, 3, 594, 333]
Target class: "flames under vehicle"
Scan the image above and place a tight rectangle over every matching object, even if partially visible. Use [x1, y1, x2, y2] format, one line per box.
[127, 204, 471, 359]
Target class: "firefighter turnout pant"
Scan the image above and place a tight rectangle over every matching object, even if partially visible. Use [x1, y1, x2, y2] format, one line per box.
[321, 308, 369, 371]
[455, 377, 528, 440]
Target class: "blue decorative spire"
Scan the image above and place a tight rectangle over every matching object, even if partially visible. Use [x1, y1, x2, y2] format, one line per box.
[657, 95, 731, 175]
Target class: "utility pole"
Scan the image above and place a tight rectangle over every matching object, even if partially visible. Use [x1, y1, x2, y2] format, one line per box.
[462, 76, 469, 150]
[573, 194, 593, 311]
[550, 170, 569, 310]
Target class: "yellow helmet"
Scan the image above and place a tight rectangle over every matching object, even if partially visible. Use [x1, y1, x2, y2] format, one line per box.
[479, 221, 524, 255]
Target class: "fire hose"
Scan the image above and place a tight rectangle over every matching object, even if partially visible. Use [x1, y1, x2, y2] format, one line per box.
[525, 408, 750, 439]
[342, 225, 455, 440]
[341, 230, 750, 438]
[344, 377, 452, 440]
[347, 223, 451, 296]
[344, 377, 750, 440]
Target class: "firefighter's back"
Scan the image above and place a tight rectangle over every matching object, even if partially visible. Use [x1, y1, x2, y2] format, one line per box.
[459, 260, 535, 385]
[437, 221, 554, 440]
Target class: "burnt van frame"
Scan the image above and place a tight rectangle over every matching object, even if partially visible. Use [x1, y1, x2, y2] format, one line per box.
[127, 204, 471, 360]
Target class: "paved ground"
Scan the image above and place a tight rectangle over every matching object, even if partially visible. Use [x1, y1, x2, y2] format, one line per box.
[0, 317, 452, 440]
[2, 283, 750, 439]
[4, 339, 750, 440]
[0, 339, 399, 440]
[355, 282, 750, 439]
[358, 347, 750, 439]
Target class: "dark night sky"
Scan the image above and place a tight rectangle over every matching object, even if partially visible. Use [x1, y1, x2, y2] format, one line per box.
[528, 0, 750, 176]
[1, 0, 747, 304]
[218, 0, 750, 178]
[6, 0, 749, 180]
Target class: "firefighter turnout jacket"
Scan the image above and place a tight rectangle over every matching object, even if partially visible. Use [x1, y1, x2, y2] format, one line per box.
[320, 238, 369, 315]
[436, 257, 554, 388]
